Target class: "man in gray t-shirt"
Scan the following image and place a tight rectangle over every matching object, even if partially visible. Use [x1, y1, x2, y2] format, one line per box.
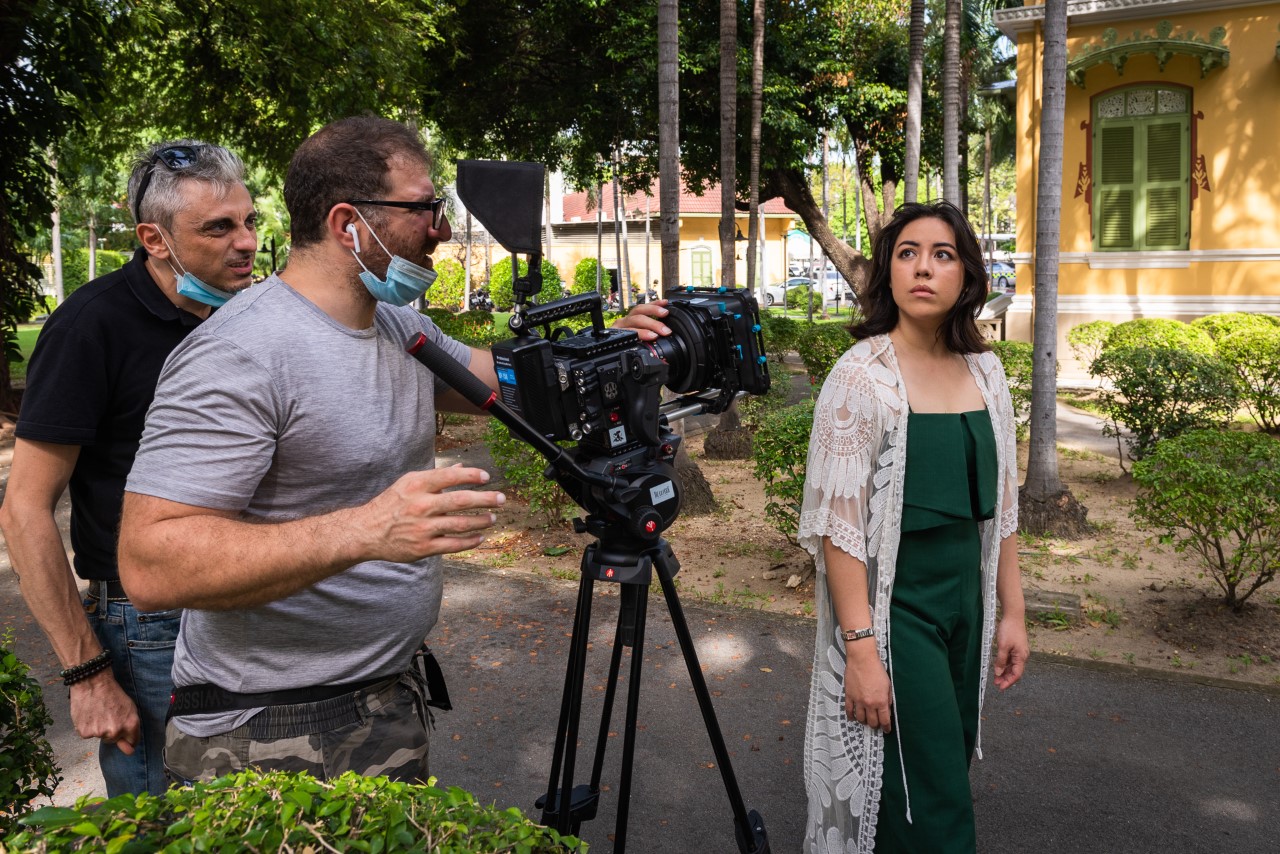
[120, 116, 672, 786]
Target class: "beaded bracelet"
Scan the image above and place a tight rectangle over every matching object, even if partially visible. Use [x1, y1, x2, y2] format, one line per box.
[60, 649, 112, 686]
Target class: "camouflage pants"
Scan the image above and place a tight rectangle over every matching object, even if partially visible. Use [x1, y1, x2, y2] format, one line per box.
[164, 674, 431, 785]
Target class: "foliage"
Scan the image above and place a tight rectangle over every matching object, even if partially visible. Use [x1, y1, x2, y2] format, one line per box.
[6, 768, 584, 852]
[571, 257, 605, 296]
[795, 323, 854, 386]
[486, 257, 563, 311]
[1102, 318, 1215, 358]
[428, 258, 467, 311]
[1066, 319, 1114, 367]
[990, 340, 1033, 441]
[751, 399, 816, 546]
[421, 308, 503, 349]
[0, 632, 60, 836]
[484, 420, 575, 527]
[760, 314, 802, 361]
[1216, 326, 1280, 432]
[59, 249, 128, 300]
[737, 370, 796, 430]
[1189, 311, 1280, 342]
[784, 285, 819, 312]
[1131, 431, 1280, 611]
[1090, 347, 1240, 465]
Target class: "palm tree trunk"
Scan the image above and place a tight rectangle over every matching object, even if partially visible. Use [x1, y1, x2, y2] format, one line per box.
[746, 0, 764, 297]
[718, 0, 737, 289]
[904, 0, 926, 204]
[658, 0, 679, 291]
[1020, 0, 1088, 537]
[943, 0, 962, 204]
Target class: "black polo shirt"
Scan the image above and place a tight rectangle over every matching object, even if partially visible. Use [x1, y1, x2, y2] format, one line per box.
[16, 248, 205, 581]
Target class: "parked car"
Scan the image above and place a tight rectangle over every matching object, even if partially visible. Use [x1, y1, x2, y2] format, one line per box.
[762, 276, 814, 307]
[986, 261, 1016, 293]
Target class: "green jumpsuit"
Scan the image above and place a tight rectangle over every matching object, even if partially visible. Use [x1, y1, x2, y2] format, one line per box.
[874, 409, 997, 853]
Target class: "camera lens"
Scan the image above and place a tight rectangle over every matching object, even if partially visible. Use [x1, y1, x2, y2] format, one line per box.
[649, 306, 711, 392]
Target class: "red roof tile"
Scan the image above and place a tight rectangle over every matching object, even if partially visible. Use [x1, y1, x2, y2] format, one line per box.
[560, 178, 794, 222]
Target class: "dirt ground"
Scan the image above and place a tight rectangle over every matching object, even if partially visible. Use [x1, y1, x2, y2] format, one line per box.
[438, 411, 1280, 690]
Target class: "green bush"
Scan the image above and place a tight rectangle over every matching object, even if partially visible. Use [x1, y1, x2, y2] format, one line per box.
[428, 258, 467, 311]
[420, 308, 502, 349]
[751, 398, 816, 546]
[1090, 346, 1240, 465]
[6, 769, 584, 852]
[738, 369, 795, 430]
[760, 314, 802, 362]
[487, 257, 563, 310]
[571, 257, 605, 296]
[60, 248, 128, 299]
[1216, 326, 1280, 432]
[1066, 319, 1114, 367]
[795, 323, 853, 386]
[1189, 311, 1280, 342]
[484, 420, 575, 526]
[1132, 430, 1280, 611]
[784, 285, 820, 312]
[1, 632, 60, 837]
[990, 340, 1033, 441]
[1102, 318, 1215, 357]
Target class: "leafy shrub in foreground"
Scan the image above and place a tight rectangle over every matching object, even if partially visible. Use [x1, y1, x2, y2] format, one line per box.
[0, 633, 60, 837]
[784, 285, 819, 312]
[760, 314, 802, 361]
[6, 769, 584, 852]
[1066, 319, 1114, 367]
[1090, 346, 1240, 466]
[1189, 311, 1280, 342]
[795, 323, 853, 386]
[487, 257, 563, 310]
[1132, 430, 1280, 611]
[428, 257, 467, 311]
[738, 368, 795, 430]
[752, 399, 816, 546]
[1216, 326, 1280, 432]
[484, 420, 575, 527]
[990, 340, 1033, 441]
[1102, 318, 1215, 357]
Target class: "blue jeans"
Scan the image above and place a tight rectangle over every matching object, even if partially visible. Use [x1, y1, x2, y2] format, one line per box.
[84, 582, 180, 797]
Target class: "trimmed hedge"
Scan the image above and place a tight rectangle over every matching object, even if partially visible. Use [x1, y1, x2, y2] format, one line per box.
[1066, 319, 1114, 367]
[751, 398, 816, 546]
[1189, 311, 1280, 342]
[759, 314, 802, 362]
[990, 340, 1033, 441]
[428, 258, 467, 311]
[1132, 430, 1280, 611]
[61, 249, 129, 300]
[570, 258, 605, 296]
[6, 769, 585, 852]
[1216, 325, 1280, 432]
[487, 258, 563, 310]
[795, 323, 854, 386]
[1102, 318, 1215, 357]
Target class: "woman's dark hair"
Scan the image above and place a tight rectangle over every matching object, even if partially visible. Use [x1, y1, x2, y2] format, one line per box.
[284, 115, 431, 250]
[849, 201, 991, 353]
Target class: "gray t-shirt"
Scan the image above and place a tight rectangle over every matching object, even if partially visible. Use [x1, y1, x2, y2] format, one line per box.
[126, 276, 472, 736]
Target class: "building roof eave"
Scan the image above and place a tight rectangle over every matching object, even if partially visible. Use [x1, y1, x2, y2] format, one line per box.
[995, 0, 1276, 40]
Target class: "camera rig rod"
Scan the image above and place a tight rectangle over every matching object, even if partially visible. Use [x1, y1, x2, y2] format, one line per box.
[405, 332, 617, 493]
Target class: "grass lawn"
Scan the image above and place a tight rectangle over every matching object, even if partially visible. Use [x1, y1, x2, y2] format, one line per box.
[7, 324, 43, 383]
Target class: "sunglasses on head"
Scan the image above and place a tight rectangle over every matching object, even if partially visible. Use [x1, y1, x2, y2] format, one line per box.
[133, 145, 204, 224]
[347, 197, 448, 230]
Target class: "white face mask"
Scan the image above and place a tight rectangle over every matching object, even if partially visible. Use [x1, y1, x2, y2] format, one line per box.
[348, 209, 437, 307]
[157, 229, 236, 307]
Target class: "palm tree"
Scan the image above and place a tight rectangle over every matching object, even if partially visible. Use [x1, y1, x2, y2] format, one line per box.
[746, 0, 765, 297]
[1020, 0, 1088, 536]
[903, 0, 926, 203]
[718, 0, 737, 289]
[942, 0, 962, 204]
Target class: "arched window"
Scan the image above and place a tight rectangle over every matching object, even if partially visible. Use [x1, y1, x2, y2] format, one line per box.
[1092, 85, 1190, 251]
[691, 246, 713, 287]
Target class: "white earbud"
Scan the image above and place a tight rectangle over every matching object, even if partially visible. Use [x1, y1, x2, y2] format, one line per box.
[346, 223, 362, 254]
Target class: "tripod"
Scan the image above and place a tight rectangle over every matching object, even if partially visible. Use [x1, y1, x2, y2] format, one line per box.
[537, 535, 770, 853]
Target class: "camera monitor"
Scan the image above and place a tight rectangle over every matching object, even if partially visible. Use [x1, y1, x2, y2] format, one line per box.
[456, 159, 544, 255]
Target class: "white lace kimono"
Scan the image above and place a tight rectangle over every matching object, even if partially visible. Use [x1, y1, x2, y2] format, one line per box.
[799, 334, 1019, 854]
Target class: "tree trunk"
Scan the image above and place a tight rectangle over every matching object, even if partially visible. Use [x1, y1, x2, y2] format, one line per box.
[87, 210, 98, 281]
[903, 0, 925, 204]
[702, 399, 753, 459]
[658, 1, 679, 291]
[766, 167, 871, 294]
[1020, 0, 1088, 538]
[612, 160, 626, 309]
[942, 0, 962, 204]
[464, 211, 473, 309]
[718, 0, 737, 289]
[746, 0, 764, 297]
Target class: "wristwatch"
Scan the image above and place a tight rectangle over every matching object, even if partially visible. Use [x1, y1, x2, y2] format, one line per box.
[841, 626, 874, 642]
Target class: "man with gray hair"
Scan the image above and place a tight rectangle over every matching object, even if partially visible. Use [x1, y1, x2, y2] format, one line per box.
[0, 139, 257, 796]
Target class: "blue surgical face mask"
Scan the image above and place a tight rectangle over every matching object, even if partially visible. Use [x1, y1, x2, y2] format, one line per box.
[157, 230, 236, 308]
[349, 210, 437, 307]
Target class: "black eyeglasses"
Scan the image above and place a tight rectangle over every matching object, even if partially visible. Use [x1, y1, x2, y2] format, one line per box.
[347, 198, 448, 230]
[134, 145, 205, 224]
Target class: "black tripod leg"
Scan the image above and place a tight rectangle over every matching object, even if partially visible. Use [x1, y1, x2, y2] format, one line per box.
[654, 550, 771, 854]
[588, 597, 629, 797]
[613, 582, 650, 854]
[540, 560, 596, 833]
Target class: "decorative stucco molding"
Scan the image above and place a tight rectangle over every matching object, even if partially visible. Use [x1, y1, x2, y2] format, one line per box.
[1011, 248, 1280, 268]
[995, 0, 1276, 39]
[1067, 21, 1228, 87]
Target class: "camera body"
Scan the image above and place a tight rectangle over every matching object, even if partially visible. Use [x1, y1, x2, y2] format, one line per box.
[491, 287, 770, 459]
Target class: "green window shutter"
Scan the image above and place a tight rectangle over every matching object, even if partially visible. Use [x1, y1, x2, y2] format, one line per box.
[1141, 119, 1189, 250]
[692, 248, 712, 287]
[1095, 121, 1138, 250]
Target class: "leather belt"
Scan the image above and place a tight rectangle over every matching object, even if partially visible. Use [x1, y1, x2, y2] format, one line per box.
[85, 579, 130, 601]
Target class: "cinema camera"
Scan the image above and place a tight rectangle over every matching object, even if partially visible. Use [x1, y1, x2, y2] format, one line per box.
[405, 160, 772, 853]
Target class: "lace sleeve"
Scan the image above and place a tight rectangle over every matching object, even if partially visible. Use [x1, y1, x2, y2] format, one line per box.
[989, 354, 1020, 539]
[798, 352, 881, 567]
